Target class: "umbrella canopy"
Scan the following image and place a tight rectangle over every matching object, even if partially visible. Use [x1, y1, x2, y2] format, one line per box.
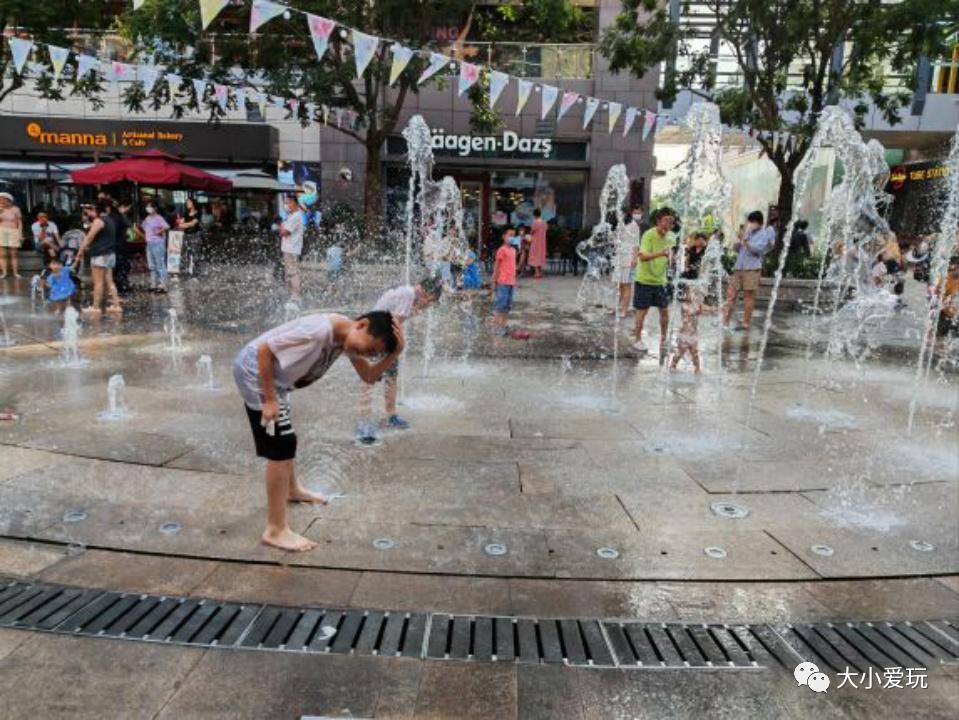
[229, 169, 296, 192]
[70, 150, 232, 192]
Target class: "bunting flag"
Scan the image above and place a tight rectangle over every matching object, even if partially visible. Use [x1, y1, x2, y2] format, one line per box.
[540, 84, 558, 120]
[488, 70, 508, 108]
[306, 14, 336, 61]
[582, 97, 599, 129]
[622, 106, 638, 136]
[213, 83, 229, 110]
[458, 61, 479, 96]
[515, 79, 533, 115]
[165, 72, 181, 98]
[192, 78, 207, 102]
[77, 54, 99, 80]
[250, 0, 287, 33]
[8, 38, 34, 75]
[199, 0, 230, 30]
[47, 45, 70, 81]
[417, 52, 449, 85]
[133, 0, 146, 8]
[138, 65, 159, 95]
[642, 111, 657, 141]
[351, 29, 379, 79]
[110, 61, 135, 84]
[389, 44, 414, 85]
[607, 101, 622, 134]
[558, 90, 578, 120]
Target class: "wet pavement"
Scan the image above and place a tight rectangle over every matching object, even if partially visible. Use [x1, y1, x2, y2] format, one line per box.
[1, 266, 957, 718]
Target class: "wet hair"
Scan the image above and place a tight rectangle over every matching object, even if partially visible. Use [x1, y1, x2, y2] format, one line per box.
[355, 310, 398, 353]
[419, 274, 443, 301]
[747, 210, 764, 224]
[651, 207, 675, 223]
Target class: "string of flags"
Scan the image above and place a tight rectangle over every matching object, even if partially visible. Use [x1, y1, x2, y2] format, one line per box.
[1, 0, 806, 154]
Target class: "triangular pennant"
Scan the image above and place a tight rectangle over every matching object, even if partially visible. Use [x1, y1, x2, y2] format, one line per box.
[607, 101, 622, 134]
[47, 45, 70, 81]
[213, 83, 229, 110]
[489, 70, 508, 108]
[582, 97, 599, 129]
[540, 85, 558, 120]
[192, 78, 207, 102]
[111, 61, 135, 84]
[515, 79, 533, 116]
[138, 65, 159, 95]
[558, 90, 578, 121]
[199, 0, 230, 30]
[77, 54, 99, 79]
[249, 0, 286, 33]
[306, 14, 336, 61]
[417, 52, 449, 85]
[133, 0, 146, 9]
[8, 38, 34, 75]
[351, 29, 379, 79]
[623, 107, 638, 136]
[642, 111, 657, 141]
[389, 44, 414, 85]
[458, 61, 479, 96]
[165, 72, 182, 98]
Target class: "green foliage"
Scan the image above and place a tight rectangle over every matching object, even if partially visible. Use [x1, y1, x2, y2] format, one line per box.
[475, 0, 593, 43]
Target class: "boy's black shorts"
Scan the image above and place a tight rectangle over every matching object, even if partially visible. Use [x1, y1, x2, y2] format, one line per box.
[244, 397, 297, 461]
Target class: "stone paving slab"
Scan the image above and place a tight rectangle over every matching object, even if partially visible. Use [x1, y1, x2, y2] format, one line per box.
[678, 457, 841, 493]
[0, 539, 66, 577]
[0, 447, 69, 484]
[768, 526, 959, 577]
[18, 427, 193, 466]
[380, 434, 592, 466]
[543, 528, 819, 580]
[509, 417, 642, 440]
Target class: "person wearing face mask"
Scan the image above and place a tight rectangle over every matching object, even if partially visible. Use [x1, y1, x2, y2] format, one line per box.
[723, 210, 775, 331]
[630, 206, 646, 232]
[141, 202, 171, 293]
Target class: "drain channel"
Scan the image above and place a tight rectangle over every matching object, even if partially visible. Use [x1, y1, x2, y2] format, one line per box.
[1, 579, 956, 670]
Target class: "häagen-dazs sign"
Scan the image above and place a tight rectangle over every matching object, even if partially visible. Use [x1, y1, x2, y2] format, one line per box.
[432, 129, 553, 158]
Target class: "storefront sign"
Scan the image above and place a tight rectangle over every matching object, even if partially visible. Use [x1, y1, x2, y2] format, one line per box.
[889, 160, 952, 190]
[0, 116, 278, 161]
[431, 130, 553, 158]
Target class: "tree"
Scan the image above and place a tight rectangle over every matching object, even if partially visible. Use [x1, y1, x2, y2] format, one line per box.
[117, 0, 589, 230]
[0, 1, 112, 104]
[599, 0, 955, 241]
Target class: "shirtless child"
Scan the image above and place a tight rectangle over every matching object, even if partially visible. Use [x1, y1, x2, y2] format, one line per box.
[233, 311, 404, 552]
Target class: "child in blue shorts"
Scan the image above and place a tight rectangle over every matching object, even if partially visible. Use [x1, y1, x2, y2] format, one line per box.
[44, 258, 76, 313]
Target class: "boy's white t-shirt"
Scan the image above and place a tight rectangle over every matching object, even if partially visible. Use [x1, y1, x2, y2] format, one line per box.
[235, 313, 344, 408]
[374, 285, 416, 321]
[280, 210, 304, 256]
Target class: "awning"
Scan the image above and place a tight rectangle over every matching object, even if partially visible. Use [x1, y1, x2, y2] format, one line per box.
[70, 150, 232, 192]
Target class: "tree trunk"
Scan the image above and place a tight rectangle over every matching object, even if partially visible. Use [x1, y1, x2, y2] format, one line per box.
[774, 170, 795, 251]
[364, 139, 383, 234]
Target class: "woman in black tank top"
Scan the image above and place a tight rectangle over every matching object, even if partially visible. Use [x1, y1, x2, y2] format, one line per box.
[74, 202, 121, 315]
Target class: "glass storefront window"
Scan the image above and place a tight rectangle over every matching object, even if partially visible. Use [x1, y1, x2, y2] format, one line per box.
[489, 169, 585, 231]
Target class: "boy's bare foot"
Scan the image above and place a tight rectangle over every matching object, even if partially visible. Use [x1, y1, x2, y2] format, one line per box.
[262, 527, 317, 552]
[288, 486, 328, 505]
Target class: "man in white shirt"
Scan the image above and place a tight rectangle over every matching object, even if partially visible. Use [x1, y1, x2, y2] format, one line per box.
[31, 212, 61, 260]
[279, 195, 304, 301]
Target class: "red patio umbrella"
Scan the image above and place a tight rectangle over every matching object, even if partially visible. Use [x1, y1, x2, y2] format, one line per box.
[70, 150, 233, 192]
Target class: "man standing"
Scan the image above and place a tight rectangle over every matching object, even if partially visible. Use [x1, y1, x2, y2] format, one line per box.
[279, 195, 304, 302]
[723, 210, 775, 331]
[632, 207, 676, 356]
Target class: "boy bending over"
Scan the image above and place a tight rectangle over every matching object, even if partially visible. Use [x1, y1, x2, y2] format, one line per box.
[233, 311, 404, 552]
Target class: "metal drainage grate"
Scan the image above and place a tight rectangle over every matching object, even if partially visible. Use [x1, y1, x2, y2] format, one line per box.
[1, 579, 957, 671]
